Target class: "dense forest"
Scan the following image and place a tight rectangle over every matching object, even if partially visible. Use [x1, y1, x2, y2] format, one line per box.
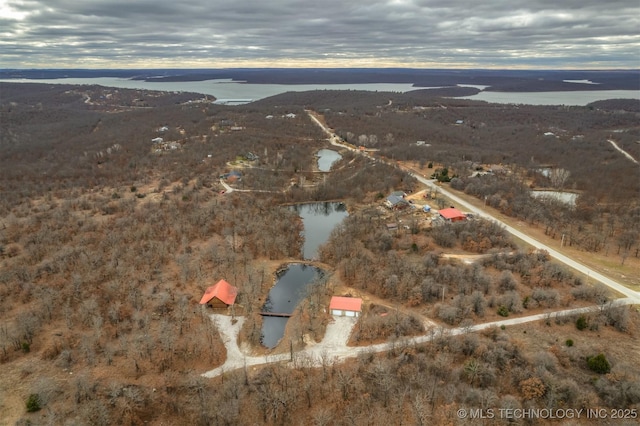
[0, 82, 638, 424]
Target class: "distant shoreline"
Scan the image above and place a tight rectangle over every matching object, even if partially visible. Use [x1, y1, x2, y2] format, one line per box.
[1, 77, 638, 106]
[1, 68, 638, 91]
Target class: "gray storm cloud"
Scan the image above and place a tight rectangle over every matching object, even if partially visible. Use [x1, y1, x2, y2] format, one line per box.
[1, 0, 638, 68]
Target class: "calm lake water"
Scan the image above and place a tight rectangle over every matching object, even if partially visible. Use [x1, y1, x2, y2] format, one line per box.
[317, 149, 342, 172]
[0, 77, 420, 101]
[2, 77, 637, 106]
[261, 201, 348, 348]
[460, 90, 640, 106]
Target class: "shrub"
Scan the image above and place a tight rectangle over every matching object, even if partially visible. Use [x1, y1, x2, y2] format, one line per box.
[497, 305, 509, 317]
[26, 394, 41, 412]
[520, 377, 546, 400]
[603, 305, 630, 332]
[587, 353, 611, 374]
[565, 339, 574, 347]
[498, 271, 517, 292]
[438, 305, 460, 325]
[576, 315, 588, 330]
[500, 291, 522, 313]
[532, 288, 560, 307]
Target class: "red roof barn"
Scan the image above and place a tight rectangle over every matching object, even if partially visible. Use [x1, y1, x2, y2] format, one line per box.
[200, 279, 238, 308]
[439, 207, 467, 222]
[329, 296, 362, 317]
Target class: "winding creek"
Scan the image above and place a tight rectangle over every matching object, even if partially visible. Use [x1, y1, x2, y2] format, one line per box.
[261, 201, 348, 348]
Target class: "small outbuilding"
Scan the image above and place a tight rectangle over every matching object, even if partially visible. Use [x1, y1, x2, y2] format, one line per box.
[329, 296, 362, 317]
[439, 207, 467, 222]
[199, 279, 238, 309]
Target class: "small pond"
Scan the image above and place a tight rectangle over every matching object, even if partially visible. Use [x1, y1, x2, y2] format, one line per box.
[316, 149, 342, 172]
[290, 201, 349, 260]
[261, 264, 324, 348]
[261, 201, 348, 348]
[531, 190, 578, 207]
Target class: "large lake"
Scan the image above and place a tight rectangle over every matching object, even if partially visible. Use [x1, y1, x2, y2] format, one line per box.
[1, 77, 420, 101]
[459, 90, 640, 106]
[2, 77, 638, 106]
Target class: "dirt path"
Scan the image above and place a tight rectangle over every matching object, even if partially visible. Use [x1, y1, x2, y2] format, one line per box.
[607, 139, 639, 165]
[202, 315, 358, 378]
[202, 298, 635, 379]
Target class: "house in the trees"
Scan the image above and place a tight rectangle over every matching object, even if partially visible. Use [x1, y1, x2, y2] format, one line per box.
[329, 296, 362, 317]
[438, 207, 467, 222]
[220, 170, 242, 183]
[385, 194, 410, 210]
[199, 279, 238, 309]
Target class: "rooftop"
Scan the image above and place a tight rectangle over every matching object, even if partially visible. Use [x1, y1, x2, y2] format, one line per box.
[439, 207, 466, 220]
[199, 279, 238, 305]
[329, 296, 362, 312]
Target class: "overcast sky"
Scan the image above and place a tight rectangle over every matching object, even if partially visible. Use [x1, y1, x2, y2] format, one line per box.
[1, 0, 639, 69]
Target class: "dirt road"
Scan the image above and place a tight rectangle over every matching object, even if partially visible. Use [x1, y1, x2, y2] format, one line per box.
[203, 298, 635, 378]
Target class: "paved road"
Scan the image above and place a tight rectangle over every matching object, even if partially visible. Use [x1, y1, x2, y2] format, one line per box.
[416, 175, 639, 301]
[306, 110, 639, 302]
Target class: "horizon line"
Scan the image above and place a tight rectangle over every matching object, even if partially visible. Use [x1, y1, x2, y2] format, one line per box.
[2, 67, 639, 72]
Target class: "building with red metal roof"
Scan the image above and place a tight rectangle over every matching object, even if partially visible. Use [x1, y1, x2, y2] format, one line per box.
[199, 279, 238, 308]
[438, 207, 467, 222]
[329, 296, 362, 317]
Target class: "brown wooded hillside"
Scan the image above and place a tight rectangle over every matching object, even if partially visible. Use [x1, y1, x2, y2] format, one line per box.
[1, 83, 638, 425]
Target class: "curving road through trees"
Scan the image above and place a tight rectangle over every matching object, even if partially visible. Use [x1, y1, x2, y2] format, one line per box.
[306, 110, 639, 302]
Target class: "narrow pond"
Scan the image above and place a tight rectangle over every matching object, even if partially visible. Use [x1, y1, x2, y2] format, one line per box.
[261, 201, 348, 348]
[260, 264, 324, 348]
